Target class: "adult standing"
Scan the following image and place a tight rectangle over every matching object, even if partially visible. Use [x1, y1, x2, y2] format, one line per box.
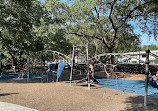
[21, 62, 28, 79]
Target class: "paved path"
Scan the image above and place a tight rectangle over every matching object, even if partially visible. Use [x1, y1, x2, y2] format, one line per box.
[0, 102, 39, 111]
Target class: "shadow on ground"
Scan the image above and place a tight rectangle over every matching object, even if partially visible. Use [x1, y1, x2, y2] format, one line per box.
[79, 84, 95, 87]
[121, 95, 158, 111]
[0, 93, 19, 97]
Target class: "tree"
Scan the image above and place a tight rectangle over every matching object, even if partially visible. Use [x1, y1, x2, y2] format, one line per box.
[154, 59, 158, 64]
[33, 18, 72, 55]
[0, 0, 45, 65]
[45, 0, 157, 63]
[114, 32, 140, 53]
[0, 0, 72, 65]
[141, 44, 158, 51]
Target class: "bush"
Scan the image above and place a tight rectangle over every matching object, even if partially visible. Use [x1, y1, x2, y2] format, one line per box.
[154, 59, 158, 64]
[132, 61, 137, 64]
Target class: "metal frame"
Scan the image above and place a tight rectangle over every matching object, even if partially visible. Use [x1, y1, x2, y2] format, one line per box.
[26, 50, 71, 82]
[41, 50, 72, 64]
[91, 52, 145, 64]
[70, 45, 75, 86]
[69, 44, 90, 89]
[144, 46, 150, 106]
[89, 48, 152, 106]
[26, 47, 152, 105]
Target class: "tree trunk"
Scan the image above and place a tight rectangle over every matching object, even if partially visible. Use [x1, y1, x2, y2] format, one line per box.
[107, 48, 115, 64]
[12, 56, 17, 66]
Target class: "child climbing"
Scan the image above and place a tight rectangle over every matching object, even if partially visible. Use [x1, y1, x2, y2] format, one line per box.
[89, 61, 94, 82]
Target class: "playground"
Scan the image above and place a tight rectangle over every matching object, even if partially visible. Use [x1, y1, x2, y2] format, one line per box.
[0, 45, 158, 110]
[1, 1, 158, 110]
[0, 75, 158, 111]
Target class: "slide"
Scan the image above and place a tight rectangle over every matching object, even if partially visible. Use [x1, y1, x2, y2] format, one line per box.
[56, 61, 64, 81]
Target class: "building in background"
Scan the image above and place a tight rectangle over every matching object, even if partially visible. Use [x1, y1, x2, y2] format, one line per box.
[115, 50, 158, 64]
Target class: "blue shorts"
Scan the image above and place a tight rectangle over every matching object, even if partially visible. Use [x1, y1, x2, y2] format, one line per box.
[91, 70, 94, 74]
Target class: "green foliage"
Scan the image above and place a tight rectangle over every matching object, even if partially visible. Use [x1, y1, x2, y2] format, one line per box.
[0, 0, 47, 65]
[45, 0, 145, 55]
[0, 1, 43, 50]
[154, 59, 158, 64]
[132, 61, 137, 64]
[0, 0, 72, 65]
[1, 0, 157, 65]
[67, 0, 157, 54]
[114, 32, 140, 53]
[137, 0, 158, 39]
[34, 18, 72, 55]
[141, 44, 158, 51]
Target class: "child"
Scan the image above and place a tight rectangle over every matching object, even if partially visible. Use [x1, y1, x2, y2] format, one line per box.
[156, 71, 158, 85]
[89, 61, 95, 82]
[12, 66, 16, 73]
[21, 62, 28, 79]
[46, 58, 57, 72]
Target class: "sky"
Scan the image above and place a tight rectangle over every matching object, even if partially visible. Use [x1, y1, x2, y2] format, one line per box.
[134, 28, 157, 47]
[138, 33, 157, 47]
[39, 0, 158, 47]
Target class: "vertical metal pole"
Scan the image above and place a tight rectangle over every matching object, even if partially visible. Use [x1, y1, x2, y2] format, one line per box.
[86, 44, 90, 89]
[139, 47, 140, 64]
[144, 46, 150, 106]
[0, 52, 1, 68]
[46, 53, 48, 82]
[56, 63, 60, 82]
[116, 74, 118, 89]
[70, 45, 75, 86]
[40, 52, 44, 81]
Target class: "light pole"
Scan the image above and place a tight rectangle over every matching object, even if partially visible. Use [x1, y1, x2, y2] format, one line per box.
[139, 46, 141, 64]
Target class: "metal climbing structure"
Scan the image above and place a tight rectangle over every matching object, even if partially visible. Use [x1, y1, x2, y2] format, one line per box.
[41, 50, 72, 64]
[69, 44, 91, 89]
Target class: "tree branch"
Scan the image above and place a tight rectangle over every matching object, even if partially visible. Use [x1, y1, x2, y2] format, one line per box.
[95, 6, 99, 20]
[0, 31, 5, 40]
[108, 0, 118, 48]
[117, 1, 153, 29]
[65, 31, 102, 41]
[118, 5, 141, 29]
[65, 30, 111, 51]
[111, 30, 117, 48]
[93, 8, 105, 36]
[102, 37, 111, 49]
[109, 0, 117, 31]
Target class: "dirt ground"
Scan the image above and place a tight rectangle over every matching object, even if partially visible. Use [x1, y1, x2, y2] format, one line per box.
[95, 71, 145, 80]
[0, 70, 158, 111]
